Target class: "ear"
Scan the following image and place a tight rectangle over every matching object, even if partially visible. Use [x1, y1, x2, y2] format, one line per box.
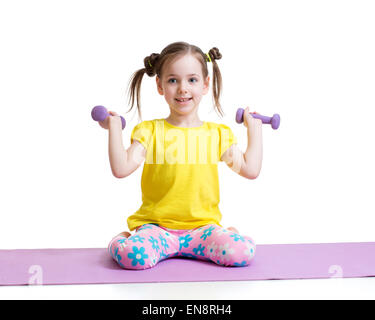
[156, 76, 164, 95]
[203, 76, 210, 95]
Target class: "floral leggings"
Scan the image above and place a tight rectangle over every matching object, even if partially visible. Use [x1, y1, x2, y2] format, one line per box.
[108, 223, 256, 270]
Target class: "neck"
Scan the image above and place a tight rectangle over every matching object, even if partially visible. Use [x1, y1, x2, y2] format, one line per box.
[165, 112, 203, 127]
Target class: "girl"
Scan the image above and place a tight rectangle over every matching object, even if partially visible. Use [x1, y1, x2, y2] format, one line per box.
[101, 42, 262, 270]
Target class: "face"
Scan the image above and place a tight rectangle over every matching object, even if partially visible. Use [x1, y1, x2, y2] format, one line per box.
[156, 54, 209, 117]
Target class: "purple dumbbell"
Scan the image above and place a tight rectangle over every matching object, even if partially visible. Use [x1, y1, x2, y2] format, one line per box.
[236, 108, 280, 130]
[91, 105, 126, 130]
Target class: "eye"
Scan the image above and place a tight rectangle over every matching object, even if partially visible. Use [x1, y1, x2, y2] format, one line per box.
[168, 78, 177, 84]
[189, 78, 198, 83]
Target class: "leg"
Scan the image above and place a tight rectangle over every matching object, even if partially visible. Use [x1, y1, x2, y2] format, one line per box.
[108, 224, 179, 270]
[184, 225, 256, 267]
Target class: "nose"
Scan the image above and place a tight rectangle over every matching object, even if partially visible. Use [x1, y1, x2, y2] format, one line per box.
[178, 80, 188, 94]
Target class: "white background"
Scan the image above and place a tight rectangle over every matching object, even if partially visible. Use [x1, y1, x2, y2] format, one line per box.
[0, 0, 374, 299]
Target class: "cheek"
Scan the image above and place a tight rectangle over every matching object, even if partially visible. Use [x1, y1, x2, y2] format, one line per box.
[193, 87, 205, 98]
[165, 88, 175, 98]
[165, 86, 175, 95]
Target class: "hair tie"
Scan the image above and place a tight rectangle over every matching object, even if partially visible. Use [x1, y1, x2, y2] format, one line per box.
[205, 53, 212, 63]
[148, 60, 153, 68]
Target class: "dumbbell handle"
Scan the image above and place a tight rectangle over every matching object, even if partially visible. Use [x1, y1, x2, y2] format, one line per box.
[91, 105, 126, 130]
[235, 108, 280, 130]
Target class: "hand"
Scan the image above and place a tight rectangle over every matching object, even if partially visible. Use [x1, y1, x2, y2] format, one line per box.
[98, 111, 122, 130]
[243, 107, 262, 131]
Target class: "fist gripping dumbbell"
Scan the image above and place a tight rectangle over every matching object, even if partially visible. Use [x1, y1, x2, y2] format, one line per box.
[91, 105, 126, 130]
[235, 108, 280, 130]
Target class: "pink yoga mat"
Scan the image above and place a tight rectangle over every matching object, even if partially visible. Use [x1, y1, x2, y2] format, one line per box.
[1, 242, 374, 286]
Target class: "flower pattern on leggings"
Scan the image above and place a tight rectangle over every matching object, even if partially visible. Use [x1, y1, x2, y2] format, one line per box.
[109, 224, 255, 270]
[148, 236, 160, 252]
[200, 226, 215, 240]
[117, 238, 128, 251]
[129, 235, 145, 243]
[159, 234, 169, 250]
[193, 243, 205, 257]
[230, 233, 245, 242]
[179, 234, 193, 250]
[127, 246, 149, 266]
[206, 241, 218, 258]
[217, 243, 235, 262]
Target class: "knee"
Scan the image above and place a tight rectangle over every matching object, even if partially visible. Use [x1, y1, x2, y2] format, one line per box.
[234, 237, 256, 266]
[108, 236, 156, 270]
[244, 237, 256, 260]
[124, 245, 156, 270]
[215, 237, 256, 267]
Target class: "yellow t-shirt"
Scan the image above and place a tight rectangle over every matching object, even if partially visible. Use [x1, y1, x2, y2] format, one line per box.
[127, 119, 237, 231]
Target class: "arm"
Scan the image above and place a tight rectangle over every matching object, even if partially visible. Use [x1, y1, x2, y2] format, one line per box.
[221, 108, 263, 179]
[221, 144, 257, 179]
[243, 118, 263, 179]
[108, 116, 146, 178]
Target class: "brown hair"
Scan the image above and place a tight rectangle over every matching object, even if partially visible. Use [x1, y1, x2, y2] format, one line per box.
[126, 41, 223, 121]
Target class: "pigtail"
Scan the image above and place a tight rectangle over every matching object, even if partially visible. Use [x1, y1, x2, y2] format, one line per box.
[126, 53, 160, 121]
[207, 47, 224, 118]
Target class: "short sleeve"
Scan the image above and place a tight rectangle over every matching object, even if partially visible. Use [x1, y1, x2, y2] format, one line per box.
[219, 124, 237, 160]
[131, 120, 154, 151]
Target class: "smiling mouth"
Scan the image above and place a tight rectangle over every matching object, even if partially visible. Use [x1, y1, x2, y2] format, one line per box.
[175, 98, 192, 102]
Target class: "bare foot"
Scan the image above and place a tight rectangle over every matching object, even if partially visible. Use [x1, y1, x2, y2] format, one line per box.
[117, 231, 131, 238]
[227, 226, 239, 234]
